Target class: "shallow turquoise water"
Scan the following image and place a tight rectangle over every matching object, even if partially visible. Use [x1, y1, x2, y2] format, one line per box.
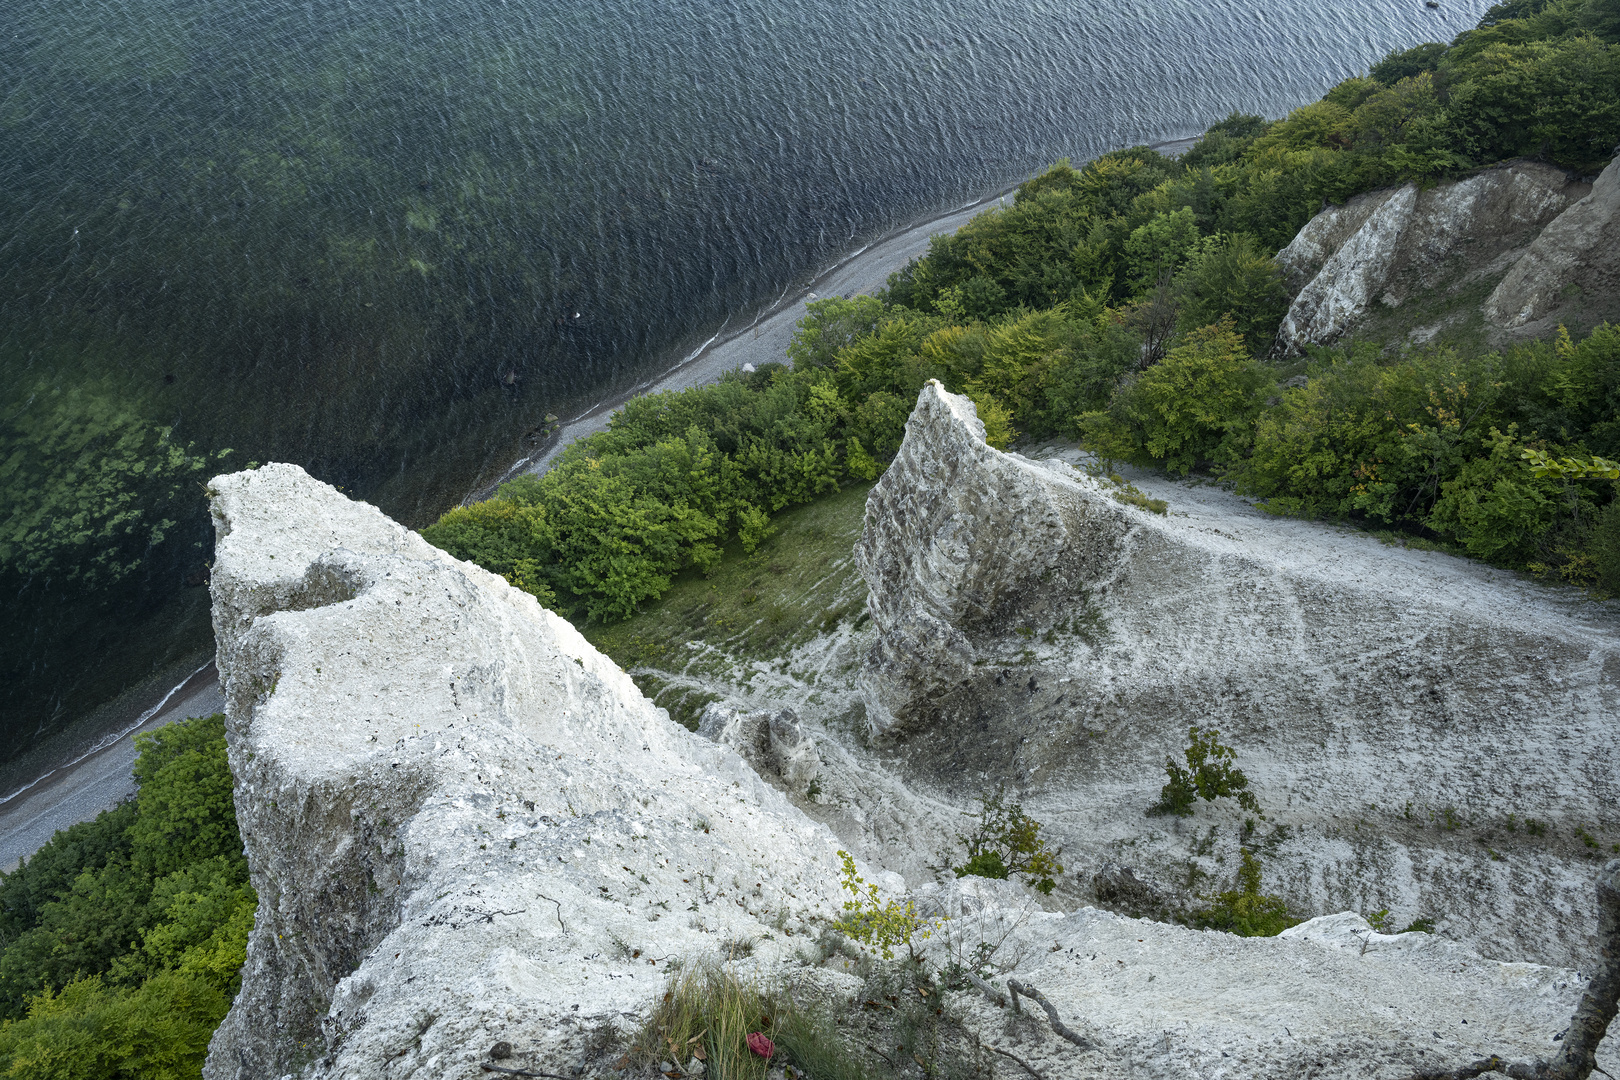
[0, 0, 1485, 748]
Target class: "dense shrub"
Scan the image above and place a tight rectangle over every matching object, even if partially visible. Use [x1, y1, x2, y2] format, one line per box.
[1189, 849, 1300, 937]
[0, 713, 253, 1076]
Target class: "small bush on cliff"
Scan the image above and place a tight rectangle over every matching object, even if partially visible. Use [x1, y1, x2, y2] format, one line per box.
[1189, 848, 1300, 937]
[1152, 725, 1262, 818]
[953, 792, 1063, 894]
[0, 713, 253, 1077]
[836, 851, 942, 961]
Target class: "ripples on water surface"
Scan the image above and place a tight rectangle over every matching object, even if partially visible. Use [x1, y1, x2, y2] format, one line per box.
[0, 0, 1485, 747]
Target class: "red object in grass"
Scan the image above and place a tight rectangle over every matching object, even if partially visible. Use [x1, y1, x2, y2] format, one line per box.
[746, 1032, 775, 1058]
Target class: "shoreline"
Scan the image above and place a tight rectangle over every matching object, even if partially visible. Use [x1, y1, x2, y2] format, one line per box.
[0, 131, 1202, 868]
[0, 662, 223, 871]
[470, 132, 1202, 497]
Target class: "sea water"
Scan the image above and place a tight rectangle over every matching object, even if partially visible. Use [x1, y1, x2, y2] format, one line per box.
[0, 0, 1486, 754]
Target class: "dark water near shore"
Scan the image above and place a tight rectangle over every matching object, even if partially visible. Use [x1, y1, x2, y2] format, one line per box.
[0, 0, 1486, 759]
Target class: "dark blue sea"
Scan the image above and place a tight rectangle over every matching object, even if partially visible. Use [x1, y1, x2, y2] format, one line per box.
[0, 0, 1486, 758]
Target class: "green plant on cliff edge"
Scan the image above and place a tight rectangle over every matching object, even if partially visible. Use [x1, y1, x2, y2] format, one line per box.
[1189, 848, 1299, 937]
[0, 713, 254, 1078]
[836, 851, 943, 961]
[952, 791, 1064, 894]
[1152, 725, 1263, 818]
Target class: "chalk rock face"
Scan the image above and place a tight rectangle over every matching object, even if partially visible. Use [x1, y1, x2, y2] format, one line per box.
[202, 464, 849, 1080]
[696, 703, 821, 791]
[1486, 153, 1620, 328]
[857, 384, 1620, 967]
[853, 382, 1133, 735]
[1275, 163, 1584, 354]
[915, 878, 1610, 1079]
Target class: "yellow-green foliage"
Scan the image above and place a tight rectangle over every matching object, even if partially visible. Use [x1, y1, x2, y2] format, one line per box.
[0, 972, 234, 1080]
[0, 714, 254, 1077]
[836, 852, 942, 961]
[964, 390, 1016, 450]
[953, 792, 1064, 894]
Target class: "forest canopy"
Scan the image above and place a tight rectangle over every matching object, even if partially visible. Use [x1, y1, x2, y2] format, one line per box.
[0, 714, 254, 1079]
[425, 0, 1620, 616]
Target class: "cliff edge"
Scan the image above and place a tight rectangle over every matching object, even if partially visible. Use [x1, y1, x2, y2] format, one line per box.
[202, 459, 1620, 1078]
[202, 464, 851, 1079]
[857, 382, 1620, 969]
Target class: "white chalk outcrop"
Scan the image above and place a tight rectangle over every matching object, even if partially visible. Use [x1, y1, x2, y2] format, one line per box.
[1486, 153, 1620, 329]
[202, 464, 852, 1079]
[202, 458, 1620, 1079]
[1274, 162, 1583, 354]
[853, 384, 1133, 736]
[696, 703, 822, 792]
[918, 877, 1610, 1079]
[856, 382, 1620, 968]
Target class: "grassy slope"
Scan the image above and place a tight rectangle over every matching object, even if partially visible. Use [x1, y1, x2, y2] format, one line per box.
[585, 481, 874, 729]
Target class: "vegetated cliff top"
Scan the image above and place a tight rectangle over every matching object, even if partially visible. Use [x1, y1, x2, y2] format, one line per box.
[198, 390, 1620, 1077]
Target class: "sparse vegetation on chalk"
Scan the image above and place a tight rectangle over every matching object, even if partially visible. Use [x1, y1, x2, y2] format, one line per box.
[836, 852, 943, 962]
[953, 792, 1064, 895]
[630, 963, 874, 1080]
[1151, 725, 1263, 819]
[1189, 848, 1300, 938]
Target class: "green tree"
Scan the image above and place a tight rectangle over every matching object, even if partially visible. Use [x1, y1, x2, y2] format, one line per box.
[1153, 725, 1262, 818]
[1370, 41, 1448, 84]
[1123, 208, 1200, 294]
[1174, 233, 1288, 351]
[1081, 319, 1268, 475]
[953, 792, 1064, 894]
[786, 296, 887, 370]
[0, 711, 254, 1079]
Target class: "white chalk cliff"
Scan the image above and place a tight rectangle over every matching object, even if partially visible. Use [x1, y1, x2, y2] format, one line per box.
[1274, 161, 1589, 354]
[1486, 153, 1620, 329]
[205, 450, 1620, 1078]
[202, 464, 854, 1079]
[855, 383, 1620, 970]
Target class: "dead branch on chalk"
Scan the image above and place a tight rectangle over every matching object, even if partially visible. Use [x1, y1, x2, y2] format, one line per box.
[964, 970, 1008, 1007]
[866, 1043, 897, 1068]
[989, 1044, 1048, 1080]
[1008, 979, 1092, 1049]
[480, 1065, 572, 1079]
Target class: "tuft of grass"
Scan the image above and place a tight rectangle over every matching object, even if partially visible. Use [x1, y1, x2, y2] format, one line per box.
[632, 964, 873, 1080]
[1111, 487, 1169, 514]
